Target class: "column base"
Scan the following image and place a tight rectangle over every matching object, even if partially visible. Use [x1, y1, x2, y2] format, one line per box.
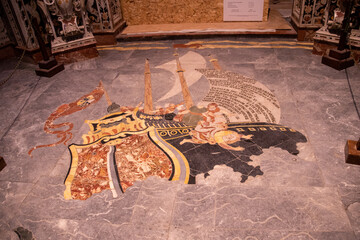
[0, 43, 15, 60]
[345, 140, 360, 165]
[322, 54, 354, 70]
[52, 34, 99, 64]
[313, 40, 360, 62]
[0, 156, 6, 172]
[290, 18, 319, 41]
[93, 20, 126, 45]
[53, 44, 98, 64]
[35, 56, 64, 77]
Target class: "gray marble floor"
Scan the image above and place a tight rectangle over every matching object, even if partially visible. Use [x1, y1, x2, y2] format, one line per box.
[0, 37, 359, 240]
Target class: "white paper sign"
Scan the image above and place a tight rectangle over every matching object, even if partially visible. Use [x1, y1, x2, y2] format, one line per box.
[223, 0, 264, 21]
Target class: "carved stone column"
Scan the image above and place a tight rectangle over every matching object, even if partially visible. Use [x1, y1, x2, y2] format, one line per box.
[89, 0, 126, 45]
[37, 0, 98, 63]
[291, 0, 329, 40]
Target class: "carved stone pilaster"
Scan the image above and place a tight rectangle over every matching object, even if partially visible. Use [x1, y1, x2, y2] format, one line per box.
[90, 0, 125, 45]
[1, 0, 39, 50]
[291, 0, 329, 40]
[0, 0, 47, 62]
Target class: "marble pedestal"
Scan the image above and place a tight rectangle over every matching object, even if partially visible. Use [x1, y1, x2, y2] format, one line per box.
[0, 43, 15, 60]
[0, 156, 6, 171]
[345, 140, 360, 165]
[93, 20, 126, 45]
[51, 36, 99, 64]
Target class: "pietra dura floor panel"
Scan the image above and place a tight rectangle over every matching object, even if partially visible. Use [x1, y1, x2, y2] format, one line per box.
[0, 38, 359, 239]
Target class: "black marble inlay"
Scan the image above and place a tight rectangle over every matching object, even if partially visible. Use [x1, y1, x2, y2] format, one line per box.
[165, 123, 306, 183]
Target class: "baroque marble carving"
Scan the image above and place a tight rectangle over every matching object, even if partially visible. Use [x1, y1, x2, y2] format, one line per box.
[291, 0, 328, 28]
[314, 0, 360, 47]
[37, 0, 96, 53]
[0, 0, 124, 57]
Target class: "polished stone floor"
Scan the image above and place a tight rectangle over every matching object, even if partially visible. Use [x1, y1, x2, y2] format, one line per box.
[0, 37, 360, 239]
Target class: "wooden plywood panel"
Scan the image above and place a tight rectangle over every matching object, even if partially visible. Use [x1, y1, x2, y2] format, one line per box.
[120, 0, 269, 25]
[120, 10, 291, 36]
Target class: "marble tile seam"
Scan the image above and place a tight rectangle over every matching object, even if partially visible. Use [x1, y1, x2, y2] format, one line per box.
[168, 227, 358, 239]
[170, 224, 353, 230]
[169, 230, 358, 240]
[338, 182, 360, 188]
[0, 76, 42, 142]
[165, 190, 180, 240]
[0, 179, 39, 186]
[169, 227, 356, 233]
[10, 218, 118, 240]
[322, 178, 360, 189]
[174, 194, 216, 205]
[207, 224, 351, 232]
[1, 185, 39, 226]
[213, 185, 344, 193]
[211, 191, 352, 229]
[278, 67, 331, 188]
[127, 180, 146, 224]
[287, 85, 359, 101]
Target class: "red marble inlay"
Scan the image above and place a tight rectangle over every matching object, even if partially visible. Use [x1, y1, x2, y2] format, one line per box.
[28, 82, 104, 156]
[115, 133, 173, 191]
[71, 143, 110, 200]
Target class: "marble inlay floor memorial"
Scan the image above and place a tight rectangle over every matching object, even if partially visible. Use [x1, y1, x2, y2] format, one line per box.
[0, 38, 359, 239]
